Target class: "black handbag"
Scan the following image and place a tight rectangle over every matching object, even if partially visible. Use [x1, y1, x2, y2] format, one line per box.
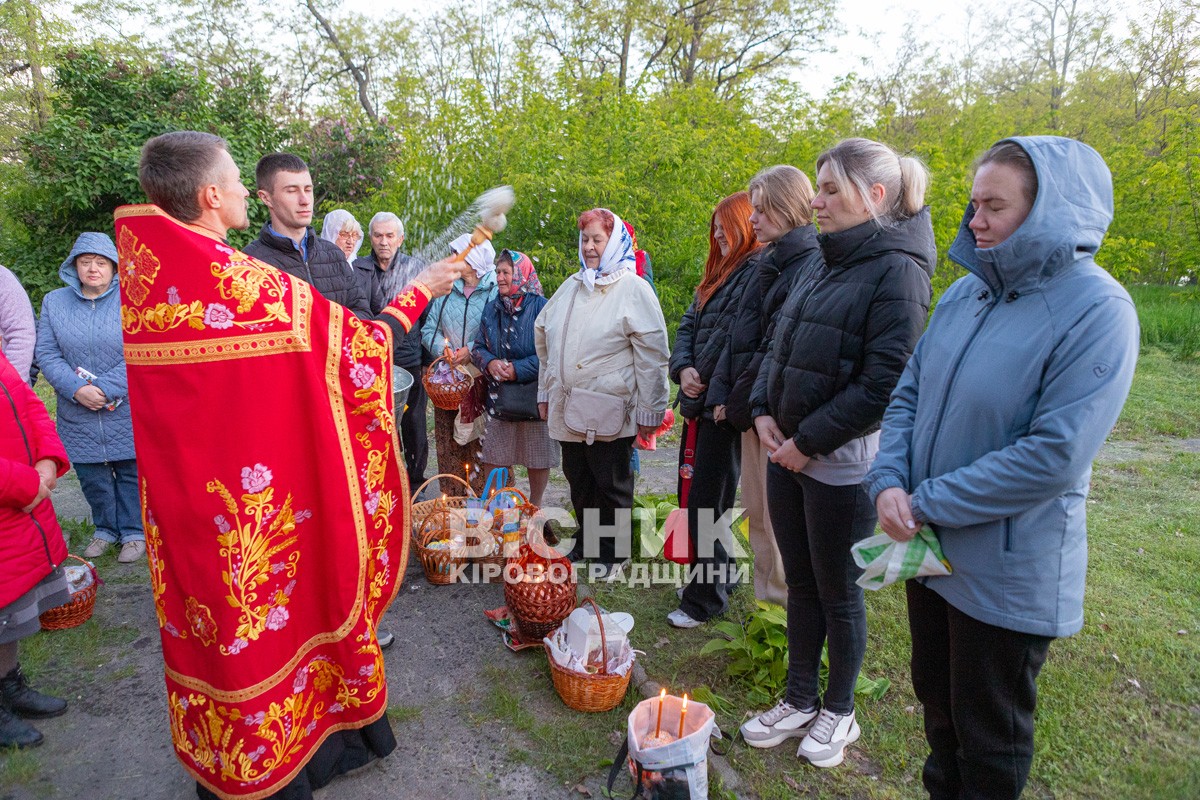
[489, 380, 540, 421]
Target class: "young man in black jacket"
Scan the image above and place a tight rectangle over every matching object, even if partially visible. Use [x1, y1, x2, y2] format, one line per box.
[242, 153, 394, 649]
[242, 153, 373, 320]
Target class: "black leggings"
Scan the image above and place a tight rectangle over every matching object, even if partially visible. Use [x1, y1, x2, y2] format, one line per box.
[767, 464, 875, 715]
[677, 417, 741, 620]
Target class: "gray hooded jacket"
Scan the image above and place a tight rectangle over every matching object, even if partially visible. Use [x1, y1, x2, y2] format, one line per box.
[865, 136, 1139, 638]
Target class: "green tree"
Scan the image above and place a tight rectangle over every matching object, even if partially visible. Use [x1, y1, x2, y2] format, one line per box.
[0, 48, 286, 302]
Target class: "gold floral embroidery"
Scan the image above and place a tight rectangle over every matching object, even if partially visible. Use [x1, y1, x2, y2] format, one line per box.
[186, 597, 218, 646]
[122, 300, 206, 335]
[168, 658, 377, 787]
[142, 480, 171, 631]
[117, 226, 161, 305]
[206, 463, 308, 655]
[211, 254, 292, 325]
[394, 289, 418, 308]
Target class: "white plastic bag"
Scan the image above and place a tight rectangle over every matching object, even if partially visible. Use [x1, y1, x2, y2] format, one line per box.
[608, 694, 719, 799]
[852, 528, 952, 590]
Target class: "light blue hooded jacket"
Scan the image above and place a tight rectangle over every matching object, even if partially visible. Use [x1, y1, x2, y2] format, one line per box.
[35, 232, 135, 464]
[865, 137, 1139, 638]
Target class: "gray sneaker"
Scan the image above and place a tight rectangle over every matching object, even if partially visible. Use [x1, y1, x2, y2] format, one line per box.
[797, 708, 860, 768]
[740, 700, 819, 748]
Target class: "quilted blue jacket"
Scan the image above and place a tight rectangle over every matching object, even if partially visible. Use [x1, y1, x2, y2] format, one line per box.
[35, 233, 135, 463]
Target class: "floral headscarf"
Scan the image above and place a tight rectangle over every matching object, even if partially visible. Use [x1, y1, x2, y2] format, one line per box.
[577, 209, 636, 291]
[499, 249, 543, 314]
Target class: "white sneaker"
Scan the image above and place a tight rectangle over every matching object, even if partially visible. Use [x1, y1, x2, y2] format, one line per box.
[797, 708, 860, 768]
[740, 700, 819, 748]
[666, 609, 702, 629]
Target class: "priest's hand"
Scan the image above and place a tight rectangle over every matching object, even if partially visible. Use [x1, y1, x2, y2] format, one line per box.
[413, 258, 463, 298]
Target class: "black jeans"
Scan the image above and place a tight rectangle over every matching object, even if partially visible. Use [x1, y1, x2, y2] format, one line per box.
[907, 580, 1053, 800]
[560, 437, 635, 566]
[398, 369, 429, 489]
[767, 464, 874, 715]
[678, 418, 741, 621]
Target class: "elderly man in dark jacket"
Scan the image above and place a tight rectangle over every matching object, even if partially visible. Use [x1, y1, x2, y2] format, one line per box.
[354, 211, 429, 490]
[242, 153, 373, 320]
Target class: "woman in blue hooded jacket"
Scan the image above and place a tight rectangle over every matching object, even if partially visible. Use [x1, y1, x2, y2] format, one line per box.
[36, 233, 143, 563]
[865, 137, 1139, 800]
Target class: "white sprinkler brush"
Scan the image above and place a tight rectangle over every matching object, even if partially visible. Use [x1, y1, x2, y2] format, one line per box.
[451, 185, 516, 264]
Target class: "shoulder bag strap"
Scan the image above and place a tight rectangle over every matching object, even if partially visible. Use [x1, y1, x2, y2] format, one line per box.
[556, 281, 582, 396]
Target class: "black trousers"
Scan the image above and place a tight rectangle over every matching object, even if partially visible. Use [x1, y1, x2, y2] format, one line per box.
[767, 466, 874, 715]
[398, 368, 429, 489]
[907, 580, 1053, 800]
[678, 418, 741, 621]
[560, 437, 635, 566]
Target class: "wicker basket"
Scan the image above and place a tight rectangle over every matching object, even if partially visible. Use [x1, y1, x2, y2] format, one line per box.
[40, 555, 100, 631]
[411, 474, 477, 537]
[504, 543, 577, 641]
[423, 352, 475, 410]
[486, 485, 537, 559]
[413, 497, 471, 586]
[545, 597, 632, 713]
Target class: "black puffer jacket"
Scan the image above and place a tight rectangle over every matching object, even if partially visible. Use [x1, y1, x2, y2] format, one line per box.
[243, 224, 373, 319]
[721, 225, 823, 431]
[353, 252, 428, 369]
[751, 208, 936, 456]
[668, 254, 755, 420]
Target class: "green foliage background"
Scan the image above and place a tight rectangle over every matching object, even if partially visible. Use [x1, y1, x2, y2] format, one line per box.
[3, 1, 1199, 336]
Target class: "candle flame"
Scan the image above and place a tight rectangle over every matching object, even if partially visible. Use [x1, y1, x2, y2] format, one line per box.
[681, 693, 688, 711]
[659, 688, 666, 699]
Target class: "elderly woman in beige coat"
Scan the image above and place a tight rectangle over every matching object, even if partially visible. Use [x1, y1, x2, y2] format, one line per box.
[536, 208, 670, 579]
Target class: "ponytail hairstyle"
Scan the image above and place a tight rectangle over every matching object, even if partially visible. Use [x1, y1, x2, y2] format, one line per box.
[747, 165, 815, 231]
[815, 138, 929, 226]
[696, 192, 761, 310]
[974, 141, 1038, 206]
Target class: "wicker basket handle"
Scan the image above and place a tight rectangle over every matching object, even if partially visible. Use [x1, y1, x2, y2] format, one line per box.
[581, 596, 610, 676]
[412, 472, 477, 502]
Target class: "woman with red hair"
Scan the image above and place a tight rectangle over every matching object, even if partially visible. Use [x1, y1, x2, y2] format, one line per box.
[665, 192, 763, 627]
[535, 208, 670, 579]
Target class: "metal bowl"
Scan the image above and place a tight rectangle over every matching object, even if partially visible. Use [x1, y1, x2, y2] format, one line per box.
[392, 366, 415, 411]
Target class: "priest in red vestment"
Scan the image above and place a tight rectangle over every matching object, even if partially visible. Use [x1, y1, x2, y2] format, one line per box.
[117, 131, 462, 800]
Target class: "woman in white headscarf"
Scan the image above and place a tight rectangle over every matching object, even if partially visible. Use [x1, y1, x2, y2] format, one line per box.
[319, 209, 364, 268]
[535, 208, 670, 578]
[421, 234, 498, 496]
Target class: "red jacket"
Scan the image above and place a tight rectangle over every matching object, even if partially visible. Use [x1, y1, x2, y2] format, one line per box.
[1, 353, 69, 608]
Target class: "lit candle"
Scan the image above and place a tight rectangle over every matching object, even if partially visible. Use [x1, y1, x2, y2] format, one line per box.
[464, 462, 470, 484]
[677, 693, 688, 739]
[654, 688, 666, 737]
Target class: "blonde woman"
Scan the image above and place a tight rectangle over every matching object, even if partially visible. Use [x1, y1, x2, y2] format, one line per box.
[722, 166, 822, 609]
[742, 139, 935, 767]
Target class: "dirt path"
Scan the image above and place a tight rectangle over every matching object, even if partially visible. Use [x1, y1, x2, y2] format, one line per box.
[3, 441, 682, 800]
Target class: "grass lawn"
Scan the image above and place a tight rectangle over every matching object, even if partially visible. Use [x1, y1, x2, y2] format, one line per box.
[479, 346, 1200, 799]
[6, 285, 1196, 797]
